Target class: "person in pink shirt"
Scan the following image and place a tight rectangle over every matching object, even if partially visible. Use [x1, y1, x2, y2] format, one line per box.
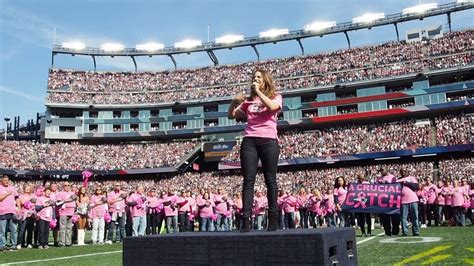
[442, 178, 454, 223]
[423, 177, 438, 226]
[435, 180, 445, 224]
[378, 168, 400, 236]
[296, 188, 310, 229]
[89, 186, 107, 244]
[397, 169, 420, 236]
[333, 177, 348, 228]
[417, 184, 428, 228]
[214, 188, 232, 231]
[233, 192, 243, 230]
[469, 182, 474, 225]
[49, 183, 60, 246]
[451, 179, 468, 226]
[17, 184, 36, 249]
[35, 187, 53, 249]
[183, 190, 196, 232]
[163, 189, 179, 233]
[146, 189, 160, 235]
[107, 182, 127, 242]
[198, 192, 215, 231]
[322, 187, 336, 228]
[308, 188, 322, 229]
[127, 186, 147, 236]
[228, 69, 282, 232]
[252, 190, 268, 230]
[0, 175, 20, 251]
[282, 191, 297, 229]
[57, 181, 77, 247]
[277, 190, 285, 229]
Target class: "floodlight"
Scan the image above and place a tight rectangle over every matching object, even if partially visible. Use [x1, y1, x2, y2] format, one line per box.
[352, 13, 385, 23]
[402, 3, 438, 15]
[174, 39, 202, 49]
[62, 42, 85, 50]
[215, 35, 244, 44]
[136, 42, 165, 51]
[259, 28, 289, 38]
[304, 21, 336, 32]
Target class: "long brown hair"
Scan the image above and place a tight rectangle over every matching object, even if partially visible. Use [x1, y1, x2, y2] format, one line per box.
[249, 69, 276, 100]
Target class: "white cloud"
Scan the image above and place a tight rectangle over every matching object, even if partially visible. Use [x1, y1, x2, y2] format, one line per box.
[0, 85, 44, 102]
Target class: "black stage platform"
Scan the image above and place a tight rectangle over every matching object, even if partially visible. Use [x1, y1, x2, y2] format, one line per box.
[123, 228, 357, 265]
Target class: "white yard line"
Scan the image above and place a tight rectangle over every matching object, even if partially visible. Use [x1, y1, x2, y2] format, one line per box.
[1, 250, 122, 265]
[356, 232, 385, 245]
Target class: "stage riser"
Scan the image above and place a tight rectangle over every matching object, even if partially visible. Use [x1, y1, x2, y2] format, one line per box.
[124, 228, 357, 265]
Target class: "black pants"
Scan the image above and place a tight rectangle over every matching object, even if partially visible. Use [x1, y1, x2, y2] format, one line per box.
[146, 213, 158, 235]
[37, 220, 50, 247]
[380, 214, 400, 236]
[178, 212, 190, 232]
[426, 204, 436, 226]
[18, 217, 35, 247]
[240, 137, 279, 218]
[356, 213, 372, 235]
[299, 209, 309, 228]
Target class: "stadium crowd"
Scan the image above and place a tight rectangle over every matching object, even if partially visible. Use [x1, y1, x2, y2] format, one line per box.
[46, 30, 473, 105]
[0, 141, 197, 171]
[0, 158, 472, 251]
[224, 114, 472, 163]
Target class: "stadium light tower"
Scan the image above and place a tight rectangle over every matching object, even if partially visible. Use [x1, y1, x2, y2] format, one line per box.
[4, 117, 10, 141]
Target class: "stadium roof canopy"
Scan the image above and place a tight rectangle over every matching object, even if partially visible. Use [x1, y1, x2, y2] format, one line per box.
[51, 1, 473, 71]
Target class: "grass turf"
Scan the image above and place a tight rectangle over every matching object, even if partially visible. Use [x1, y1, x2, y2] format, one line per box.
[1, 227, 473, 265]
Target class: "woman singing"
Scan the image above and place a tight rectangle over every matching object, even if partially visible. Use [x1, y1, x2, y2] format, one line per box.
[228, 69, 282, 232]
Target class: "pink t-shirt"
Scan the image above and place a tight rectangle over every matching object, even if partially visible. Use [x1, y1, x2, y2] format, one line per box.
[127, 193, 146, 217]
[198, 198, 215, 218]
[163, 195, 178, 217]
[214, 195, 230, 214]
[0, 185, 18, 215]
[333, 187, 347, 206]
[435, 187, 445, 205]
[323, 194, 335, 213]
[252, 196, 267, 215]
[451, 186, 466, 207]
[237, 94, 282, 139]
[296, 194, 309, 209]
[19, 193, 35, 219]
[108, 190, 126, 213]
[397, 176, 419, 204]
[89, 195, 107, 219]
[282, 195, 297, 213]
[37, 196, 53, 222]
[444, 186, 453, 206]
[424, 184, 437, 204]
[308, 195, 322, 213]
[378, 174, 396, 184]
[57, 191, 76, 217]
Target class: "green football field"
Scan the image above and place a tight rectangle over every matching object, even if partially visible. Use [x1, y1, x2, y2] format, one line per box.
[1, 227, 473, 266]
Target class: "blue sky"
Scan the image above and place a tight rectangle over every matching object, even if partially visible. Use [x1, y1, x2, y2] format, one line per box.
[0, 0, 472, 128]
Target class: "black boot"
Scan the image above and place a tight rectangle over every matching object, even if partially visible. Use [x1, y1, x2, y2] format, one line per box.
[240, 217, 251, 233]
[267, 213, 278, 231]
